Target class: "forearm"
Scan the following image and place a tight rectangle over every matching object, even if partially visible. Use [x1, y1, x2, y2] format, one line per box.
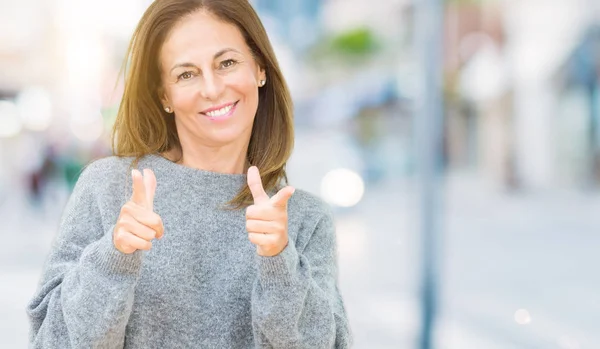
[251, 243, 351, 349]
[27, 232, 143, 348]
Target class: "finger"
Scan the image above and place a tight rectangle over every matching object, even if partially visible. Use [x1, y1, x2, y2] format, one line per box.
[143, 169, 157, 211]
[136, 212, 164, 240]
[246, 219, 284, 235]
[270, 186, 295, 208]
[131, 169, 147, 208]
[121, 217, 158, 241]
[246, 204, 282, 221]
[248, 232, 277, 246]
[115, 228, 152, 252]
[122, 203, 164, 239]
[247, 166, 269, 204]
[121, 232, 153, 251]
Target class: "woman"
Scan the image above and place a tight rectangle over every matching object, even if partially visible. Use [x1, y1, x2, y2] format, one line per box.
[26, 0, 352, 348]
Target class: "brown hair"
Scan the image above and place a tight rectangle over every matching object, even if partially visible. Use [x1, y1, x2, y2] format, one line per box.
[112, 0, 294, 209]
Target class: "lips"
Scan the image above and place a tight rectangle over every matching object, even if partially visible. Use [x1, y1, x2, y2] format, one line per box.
[200, 101, 239, 118]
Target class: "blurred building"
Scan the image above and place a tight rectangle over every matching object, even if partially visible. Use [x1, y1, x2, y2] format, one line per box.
[443, 0, 599, 191]
[252, 0, 322, 53]
[555, 25, 600, 187]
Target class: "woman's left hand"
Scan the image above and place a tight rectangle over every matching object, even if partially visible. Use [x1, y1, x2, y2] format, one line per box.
[246, 166, 295, 257]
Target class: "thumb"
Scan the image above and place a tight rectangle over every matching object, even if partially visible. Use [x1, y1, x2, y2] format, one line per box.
[271, 186, 295, 208]
[131, 169, 147, 207]
[142, 169, 156, 211]
[247, 166, 269, 204]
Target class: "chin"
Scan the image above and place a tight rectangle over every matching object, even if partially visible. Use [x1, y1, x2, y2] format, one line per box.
[205, 128, 250, 145]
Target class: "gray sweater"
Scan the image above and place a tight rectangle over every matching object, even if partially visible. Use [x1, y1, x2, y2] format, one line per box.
[26, 154, 352, 348]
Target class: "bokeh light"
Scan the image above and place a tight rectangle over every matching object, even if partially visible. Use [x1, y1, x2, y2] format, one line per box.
[320, 168, 365, 207]
[514, 309, 532, 325]
[0, 100, 22, 138]
[69, 110, 104, 143]
[16, 87, 53, 132]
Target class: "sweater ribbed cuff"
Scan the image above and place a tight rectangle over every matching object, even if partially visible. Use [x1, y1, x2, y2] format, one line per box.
[81, 229, 144, 276]
[256, 242, 299, 288]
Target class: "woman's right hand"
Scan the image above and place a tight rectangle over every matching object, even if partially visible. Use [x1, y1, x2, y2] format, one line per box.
[113, 169, 164, 254]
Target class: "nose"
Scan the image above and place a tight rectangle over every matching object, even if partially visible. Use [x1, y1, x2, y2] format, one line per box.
[199, 71, 224, 101]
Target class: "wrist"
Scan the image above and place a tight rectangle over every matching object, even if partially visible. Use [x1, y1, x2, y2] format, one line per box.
[256, 239, 288, 257]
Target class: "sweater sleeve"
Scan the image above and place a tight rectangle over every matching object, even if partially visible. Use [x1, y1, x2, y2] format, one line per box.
[26, 163, 144, 349]
[251, 208, 353, 349]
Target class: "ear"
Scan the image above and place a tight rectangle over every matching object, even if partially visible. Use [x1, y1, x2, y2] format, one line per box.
[257, 66, 266, 82]
[158, 85, 170, 108]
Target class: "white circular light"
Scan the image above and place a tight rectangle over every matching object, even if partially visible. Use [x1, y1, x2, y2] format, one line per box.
[320, 168, 365, 207]
[0, 100, 22, 138]
[514, 309, 531, 325]
[70, 111, 104, 143]
[16, 87, 53, 131]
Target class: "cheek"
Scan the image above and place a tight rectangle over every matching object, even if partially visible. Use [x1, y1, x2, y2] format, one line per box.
[226, 70, 259, 100]
[169, 86, 198, 110]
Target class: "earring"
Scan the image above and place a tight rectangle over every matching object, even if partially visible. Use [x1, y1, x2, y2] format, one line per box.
[164, 106, 172, 113]
[259, 79, 266, 87]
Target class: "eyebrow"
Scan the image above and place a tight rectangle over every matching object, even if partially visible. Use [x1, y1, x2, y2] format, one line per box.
[169, 48, 242, 73]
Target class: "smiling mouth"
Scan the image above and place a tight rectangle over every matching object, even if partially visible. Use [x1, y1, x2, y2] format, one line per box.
[200, 101, 239, 118]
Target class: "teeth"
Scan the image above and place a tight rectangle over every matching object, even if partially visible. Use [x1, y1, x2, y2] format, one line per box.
[206, 104, 234, 117]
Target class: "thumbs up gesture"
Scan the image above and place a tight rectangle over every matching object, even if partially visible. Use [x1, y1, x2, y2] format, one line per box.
[246, 166, 295, 257]
[113, 169, 165, 254]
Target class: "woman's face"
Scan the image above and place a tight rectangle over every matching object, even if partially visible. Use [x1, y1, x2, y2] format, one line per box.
[160, 10, 265, 148]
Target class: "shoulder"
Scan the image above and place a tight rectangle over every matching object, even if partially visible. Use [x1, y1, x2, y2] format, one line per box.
[288, 188, 334, 223]
[80, 156, 135, 179]
[287, 189, 338, 250]
[65, 156, 140, 219]
[73, 156, 136, 197]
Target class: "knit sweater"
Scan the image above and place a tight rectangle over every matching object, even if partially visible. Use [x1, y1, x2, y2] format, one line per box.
[26, 154, 352, 348]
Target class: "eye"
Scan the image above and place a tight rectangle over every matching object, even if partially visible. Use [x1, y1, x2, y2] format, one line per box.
[177, 71, 194, 81]
[220, 59, 238, 69]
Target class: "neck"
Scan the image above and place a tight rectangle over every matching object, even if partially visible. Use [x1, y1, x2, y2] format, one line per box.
[164, 141, 250, 175]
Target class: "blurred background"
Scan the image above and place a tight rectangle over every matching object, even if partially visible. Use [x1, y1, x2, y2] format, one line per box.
[1, 0, 600, 348]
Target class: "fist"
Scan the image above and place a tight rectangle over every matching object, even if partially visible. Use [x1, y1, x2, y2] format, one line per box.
[113, 169, 164, 254]
[245, 166, 295, 257]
